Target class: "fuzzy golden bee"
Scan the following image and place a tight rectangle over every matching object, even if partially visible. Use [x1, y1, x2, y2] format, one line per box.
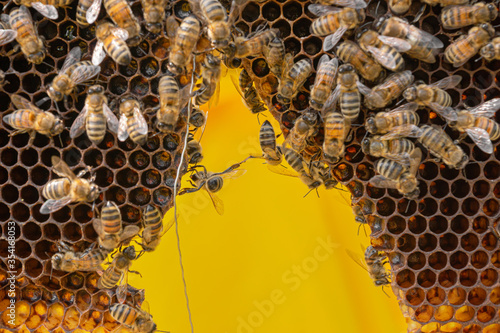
[480, 37, 500, 61]
[309, 54, 339, 111]
[47, 46, 101, 103]
[110, 303, 158, 333]
[336, 40, 383, 82]
[263, 35, 286, 79]
[444, 23, 495, 67]
[104, 0, 141, 46]
[70, 85, 119, 145]
[186, 134, 204, 164]
[358, 70, 414, 110]
[156, 74, 189, 132]
[418, 125, 469, 169]
[3, 94, 64, 142]
[166, 15, 201, 74]
[92, 21, 132, 66]
[330, 63, 361, 123]
[323, 111, 349, 164]
[375, 16, 444, 64]
[362, 135, 415, 165]
[118, 96, 148, 145]
[194, 53, 222, 107]
[277, 58, 313, 105]
[403, 75, 462, 114]
[441, 2, 498, 30]
[52, 241, 110, 272]
[283, 110, 318, 154]
[365, 103, 420, 136]
[12, 0, 71, 19]
[41, 156, 100, 214]
[98, 246, 137, 302]
[232, 68, 267, 116]
[141, 0, 169, 34]
[1, 6, 46, 64]
[138, 204, 175, 254]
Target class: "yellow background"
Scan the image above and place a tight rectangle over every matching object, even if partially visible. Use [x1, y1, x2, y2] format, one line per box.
[129, 76, 407, 333]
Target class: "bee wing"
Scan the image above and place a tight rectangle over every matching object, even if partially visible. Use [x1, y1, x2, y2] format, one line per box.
[308, 4, 342, 17]
[228, 0, 249, 24]
[119, 225, 141, 243]
[117, 270, 128, 304]
[160, 216, 176, 237]
[103, 104, 119, 134]
[91, 218, 105, 238]
[429, 75, 461, 89]
[86, 0, 102, 24]
[92, 40, 106, 66]
[52, 156, 77, 179]
[220, 169, 247, 180]
[0, 29, 17, 46]
[207, 190, 224, 215]
[322, 85, 341, 116]
[409, 147, 422, 175]
[388, 102, 419, 113]
[330, 0, 367, 8]
[70, 105, 89, 139]
[117, 114, 129, 142]
[133, 107, 148, 135]
[208, 81, 221, 109]
[40, 197, 73, 214]
[230, 71, 244, 97]
[356, 80, 372, 96]
[267, 164, 299, 177]
[380, 124, 422, 140]
[366, 45, 399, 71]
[166, 15, 179, 39]
[468, 98, 500, 118]
[430, 104, 457, 122]
[466, 127, 493, 154]
[70, 65, 101, 85]
[11, 94, 39, 112]
[61, 47, 82, 72]
[111, 27, 129, 41]
[369, 175, 399, 190]
[346, 249, 368, 271]
[384, 152, 411, 168]
[323, 26, 347, 52]
[31, 2, 58, 19]
[377, 35, 411, 52]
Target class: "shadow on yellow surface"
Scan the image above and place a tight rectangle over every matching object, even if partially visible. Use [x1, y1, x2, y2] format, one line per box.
[129, 75, 407, 333]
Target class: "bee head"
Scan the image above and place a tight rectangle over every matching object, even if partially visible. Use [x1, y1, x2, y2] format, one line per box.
[339, 64, 354, 73]
[123, 246, 136, 260]
[405, 188, 420, 200]
[480, 23, 495, 37]
[126, 35, 141, 47]
[223, 55, 242, 69]
[355, 28, 369, 40]
[480, 43, 495, 61]
[52, 117, 64, 136]
[167, 62, 183, 75]
[403, 86, 417, 101]
[88, 184, 100, 202]
[361, 137, 372, 154]
[323, 152, 341, 164]
[303, 111, 318, 126]
[156, 121, 172, 133]
[47, 87, 63, 102]
[88, 85, 104, 95]
[51, 253, 63, 270]
[365, 116, 377, 133]
[189, 151, 203, 164]
[373, 16, 387, 31]
[29, 51, 46, 65]
[456, 153, 469, 169]
[207, 176, 222, 192]
[145, 22, 162, 34]
[487, 3, 498, 20]
[276, 94, 290, 105]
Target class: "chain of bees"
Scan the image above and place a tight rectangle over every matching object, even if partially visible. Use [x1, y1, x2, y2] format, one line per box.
[0, 0, 499, 330]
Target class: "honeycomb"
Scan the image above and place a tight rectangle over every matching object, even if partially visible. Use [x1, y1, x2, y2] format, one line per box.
[0, 0, 499, 332]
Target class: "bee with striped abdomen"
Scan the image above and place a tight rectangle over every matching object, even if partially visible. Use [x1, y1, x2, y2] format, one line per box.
[277, 58, 313, 105]
[3, 94, 64, 142]
[92, 21, 131, 66]
[187, 134, 204, 164]
[356, 28, 411, 72]
[282, 147, 322, 190]
[70, 85, 119, 145]
[1, 6, 46, 65]
[370, 147, 422, 198]
[76, 0, 101, 26]
[336, 41, 383, 82]
[259, 120, 297, 177]
[418, 125, 469, 169]
[309, 54, 339, 112]
[12, 0, 70, 19]
[98, 246, 137, 302]
[194, 53, 222, 108]
[141, 0, 169, 34]
[358, 70, 414, 110]
[309, 4, 366, 51]
[41, 156, 99, 214]
[444, 23, 495, 67]
[374, 16, 444, 64]
[231, 68, 267, 116]
[139, 205, 175, 253]
[166, 15, 201, 74]
[323, 111, 349, 164]
[361, 135, 415, 166]
[104, 0, 141, 46]
[347, 245, 391, 288]
[480, 37, 500, 61]
[329, 63, 361, 123]
[92, 201, 140, 251]
[110, 302, 157, 333]
[442, 98, 500, 154]
[231, 27, 280, 59]
[441, 2, 498, 30]
[52, 241, 110, 272]
[283, 110, 318, 154]
[118, 96, 148, 146]
[47, 46, 101, 103]
[156, 74, 189, 132]
[189, 108, 206, 129]
[263, 36, 286, 79]
[365, 103, 420, 136]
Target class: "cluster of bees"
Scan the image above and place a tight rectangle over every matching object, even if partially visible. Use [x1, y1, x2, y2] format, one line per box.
[1, 0, 500, 328]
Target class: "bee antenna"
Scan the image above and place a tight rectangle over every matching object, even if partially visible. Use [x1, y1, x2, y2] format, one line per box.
[395, 98, 405, 106]
[35, 96, 51, 107]
[58, 133, 63, 147]
[475, 56, 484, 62]
[42, 60, 55, 69]
[198, 110, 208, 144]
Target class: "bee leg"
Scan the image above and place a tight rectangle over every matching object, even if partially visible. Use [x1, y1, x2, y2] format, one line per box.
[6, 44, 20, 56]
[412, 3, 427, 23]
[129, 270, 142, 278]
[8, 129, 26, 137]
[28, 131, 36, 145]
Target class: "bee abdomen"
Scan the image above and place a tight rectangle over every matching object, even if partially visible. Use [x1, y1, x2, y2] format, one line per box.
[87, 111, 106, 144]
[4, 110, 35, 129]
[389, 138, 415, 155]
[101, 204, 121, 234]
[311, 14, 338, 36]
[42, 179, 71, 200]
[433, 89, 452, 108]
[76, 0, 93, 26]
[127, 117, 147, 145]
[98, 266, 122, 289]
[110, 304, 138, 327]
[375, 158, 405, 180]
[476, 117, 500, 141]
[105, 37, 131, 66]
[340, 90, 361, 122]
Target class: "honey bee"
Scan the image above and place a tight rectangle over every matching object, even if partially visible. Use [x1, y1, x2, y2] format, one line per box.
[189, 108, 206, 129]
[310, 160, 339, 189]
[365, 102, 420, 136]
[194, 53, 222, 107]
[444, 23, 495, 67]
[361, 135, 415, 166]
[283, 110, 318, 154]
[110, 302, 157, 333]
[231, 27, 280, 59]
[179, 159, 249, 215]
[3, 94, 64, 141]
[76, 0, 101, 26]
[166, 15, 201, 74]
[418, 125, 469, 169]
[356, 29, 411, 72]
[309, 4, 366, 51]
[309, 54, 339, 112]
[41, 156, 100, 214]
[442, 98, 500, 154]
[231, 69, 267, 116]
[387, 0, 411, 14]
[47, 46, 101, 103]
[98, 246, 137, 302]
[139, 204, 174, 253]
[70, 85, 119, 145]
[52, 241, 110, 272]
[441, 2, 498, 30]
[403, 75, 462, 115]
[329, 63, 361, 123]
[347, 245, 390, 288]
[104, 0, 141, 46]
[12, 0, 70, 19]
[263, 36, 285, 78]
[186, 134, 204, 164]
[92, 21, 132, 66]
[157, 74, 189, 132]
[480, 37, 500, 61]
[92, 201, 140, 251]
[1, 6, 46, 65]
[277, 58, 313, 105]
[358, 70, 414, 110]
[141, 0, 169, 34]
[259, 120, 297, 176]
[118, 96, 148, 146]
[371, 147, 422, 198]
[336, 41, 383, 82]
[238, 67, 253, 92]
[323, 111, 349, 163]
[282, 147, 322, 190]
